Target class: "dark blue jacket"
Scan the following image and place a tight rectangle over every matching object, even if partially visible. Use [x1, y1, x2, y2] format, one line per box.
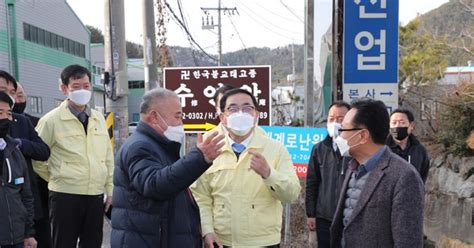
[0, 136, 35, 245]
[111, 122, 210, 248]
[9, 113, 50, 220]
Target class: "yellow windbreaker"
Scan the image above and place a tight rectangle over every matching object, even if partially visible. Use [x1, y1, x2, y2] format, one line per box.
[33, 100, 114, 196]
[191, 125, 301, 247]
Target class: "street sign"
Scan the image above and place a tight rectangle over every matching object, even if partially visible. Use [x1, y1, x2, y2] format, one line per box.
[343, 0, 399, 111]
[261, 126, 327, 177]
[163, 66, 271, 133]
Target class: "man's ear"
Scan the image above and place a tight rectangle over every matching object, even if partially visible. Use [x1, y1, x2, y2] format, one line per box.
[408, 122, 415, 133]
[60, 84, 68, 96]
[219, 112, 226, 124]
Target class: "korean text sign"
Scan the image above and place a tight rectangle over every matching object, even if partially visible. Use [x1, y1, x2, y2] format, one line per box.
[163, 66, 271, 132]
[343, 0, 399, 84]
[261, 126, 327, 177]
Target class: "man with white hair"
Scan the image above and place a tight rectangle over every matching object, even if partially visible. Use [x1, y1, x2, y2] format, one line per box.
[111, 88, 225, 247]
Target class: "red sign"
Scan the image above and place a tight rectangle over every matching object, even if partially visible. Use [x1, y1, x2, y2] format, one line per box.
[163, 66, 271, 132]
[293, 163, 308, 178]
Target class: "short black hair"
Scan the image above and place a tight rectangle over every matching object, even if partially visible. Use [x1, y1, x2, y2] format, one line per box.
[60, 64, 91, 86]
[0, 70, 18, 91]
[329, 100, 350, 111]
[214, 84, 236, 104]
[220, 88, 258, 113]
[391, 108, 415, 122]
[350, 98, 389, 145]
[0, 91, 13, 108]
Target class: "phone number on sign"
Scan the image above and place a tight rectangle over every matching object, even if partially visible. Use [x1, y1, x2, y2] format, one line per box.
[182, 112, 269, 120]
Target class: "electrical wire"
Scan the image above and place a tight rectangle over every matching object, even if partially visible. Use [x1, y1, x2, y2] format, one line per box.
[280, 0, 304, 23]
[177, 0, 199, 65]
[226, 14, 250, 55]
[253, 1, 302, 24]
[231, 0, 303, 42]
[234, 0, 303, 36]
[164, 0, 217, 62]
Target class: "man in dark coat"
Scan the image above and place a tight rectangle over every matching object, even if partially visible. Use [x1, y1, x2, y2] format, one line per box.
[0, 71, 51, 248]
[0, 91, 37, 248]
[386, 108, 430, 183]
[330, 99, 424, 248]
[111, 88, 224, 248]
[305, 101, 350, 248]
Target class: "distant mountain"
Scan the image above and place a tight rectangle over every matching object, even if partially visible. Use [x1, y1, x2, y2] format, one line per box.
[167, 45, 305, 85]
[419, 0, 474, 66]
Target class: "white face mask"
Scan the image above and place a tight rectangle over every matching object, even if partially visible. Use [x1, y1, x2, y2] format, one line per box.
[226, 111, 255, 137]
[327, 122, 342, 138]
[69, 89, 91, 106]
[334, 131, 361, 157]
[164, 125, 185, 143]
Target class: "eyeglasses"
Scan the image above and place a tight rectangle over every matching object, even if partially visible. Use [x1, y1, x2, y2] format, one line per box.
[226, 105, 256, 114]
[338, 128, 363, 135]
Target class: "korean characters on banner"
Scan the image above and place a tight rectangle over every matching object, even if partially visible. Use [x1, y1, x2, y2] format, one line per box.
[342, 0, 399, 112]
[163, 66, 271, 132]
[261, 126, 328, 177]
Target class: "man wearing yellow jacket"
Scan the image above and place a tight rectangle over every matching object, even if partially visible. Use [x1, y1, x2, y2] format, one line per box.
[192, 88, 301, 248]
[33, 65, 113, 248]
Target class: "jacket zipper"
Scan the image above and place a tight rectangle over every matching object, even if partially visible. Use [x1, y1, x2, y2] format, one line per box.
[6, 158, 12, 183]
[4, 183, 15, 244]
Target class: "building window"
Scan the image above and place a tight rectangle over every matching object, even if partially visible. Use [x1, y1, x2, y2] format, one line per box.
[22, 22, 86, 58]
[57, 36, 64, 51]
[29, 96, 42, 114]
[128, 81, 145, 89]
[30, 25, 37, 43]
[132, 113, 139, 122]
[37, 29, 44, 45]
[23, 23, 30, 40]
[45, 31, 51, 47]
[51, 33, 57, 49]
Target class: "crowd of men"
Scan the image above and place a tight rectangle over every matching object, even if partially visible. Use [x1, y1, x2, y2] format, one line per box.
[0, 65, 429, 248]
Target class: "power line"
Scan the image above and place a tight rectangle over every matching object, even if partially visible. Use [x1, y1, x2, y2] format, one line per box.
[232, 1, 303, 42]
[226, 14, 249, 54]
[164, 1, 217, 62]
[253, 1, 302, 24]
[177, 0, 199, 65]
[234, 0, 303, 36]
[280, 0, 304, 23]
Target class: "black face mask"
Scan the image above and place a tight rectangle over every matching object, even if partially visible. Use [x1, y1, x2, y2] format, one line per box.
[12, 102, 26, 114]
[0, 119, 11, 138]
[390, 127, 409, 140]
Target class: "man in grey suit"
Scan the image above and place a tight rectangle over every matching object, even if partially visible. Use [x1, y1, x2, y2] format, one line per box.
[330, 99, 424, 248]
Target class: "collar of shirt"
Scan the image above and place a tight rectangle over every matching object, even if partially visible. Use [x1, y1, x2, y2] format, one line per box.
[332, 140, 338, 152]
[227, 131, 254, 149]
[67, 102, 91, 119]
[354, 146, 386, 179]
[0, 138, 6, 150]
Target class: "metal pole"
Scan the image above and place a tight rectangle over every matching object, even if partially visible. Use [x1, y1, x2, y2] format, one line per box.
[217, 0, 222, 66]
[332, 0, 344, 101]
[304, 0, 314, 127]
[142, 0, 159, 90]
[104, 0, 129, 150]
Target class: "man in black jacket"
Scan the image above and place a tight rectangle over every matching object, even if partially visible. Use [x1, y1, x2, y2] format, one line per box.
[111, 88, 224, 248]
[13, 83, 40, 127]
[305, 101, 350, 248]
[0, 71, 51, 248]
[387, 108, 430, 183]
[0, 91, 37, 248]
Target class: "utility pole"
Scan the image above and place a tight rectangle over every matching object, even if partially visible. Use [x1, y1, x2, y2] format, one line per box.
[142, 0, 159, 90]
[201, 1, 238, 66]
[332, 0, 344, 101]
[304, 0, 314, 127]
[104, 0, 129, 150]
